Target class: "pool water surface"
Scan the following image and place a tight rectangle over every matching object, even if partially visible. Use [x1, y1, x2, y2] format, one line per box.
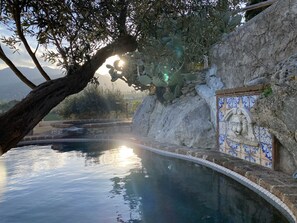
[0, 142, 290, 223]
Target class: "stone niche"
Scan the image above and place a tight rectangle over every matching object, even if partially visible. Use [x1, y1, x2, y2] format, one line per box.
[216, 85, 276, 169]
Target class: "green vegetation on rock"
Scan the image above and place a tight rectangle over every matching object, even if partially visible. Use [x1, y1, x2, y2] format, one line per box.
[107, 1, 243, 102]
[263, 86, 273, 97]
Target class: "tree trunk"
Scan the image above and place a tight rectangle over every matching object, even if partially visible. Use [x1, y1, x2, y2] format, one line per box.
[0, 35, 137, 155]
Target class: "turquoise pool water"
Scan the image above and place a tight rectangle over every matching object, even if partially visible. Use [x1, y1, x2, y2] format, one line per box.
[0, 142, 289, 223]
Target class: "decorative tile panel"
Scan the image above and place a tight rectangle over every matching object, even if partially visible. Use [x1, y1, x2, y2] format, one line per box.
[216, 87, 274, 169]
[241, 96, 249, 109]
[226, 97, 240, 108]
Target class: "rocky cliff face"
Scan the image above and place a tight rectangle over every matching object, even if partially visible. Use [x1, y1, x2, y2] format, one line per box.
[132, 95, 216, 149]
[211, 0, 297, 89]
[210, 0, 297, 174]
[132, 0, 297, 174]
[252, 54, 297, 174]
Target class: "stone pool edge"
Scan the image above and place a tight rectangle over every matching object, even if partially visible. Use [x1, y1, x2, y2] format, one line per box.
[19, 134, 297, 223]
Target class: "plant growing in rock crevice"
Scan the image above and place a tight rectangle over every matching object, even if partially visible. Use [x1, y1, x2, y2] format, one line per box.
[263, 86, 273, 97]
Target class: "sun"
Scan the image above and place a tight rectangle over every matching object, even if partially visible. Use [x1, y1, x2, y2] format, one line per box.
[96, 55, 125, 76]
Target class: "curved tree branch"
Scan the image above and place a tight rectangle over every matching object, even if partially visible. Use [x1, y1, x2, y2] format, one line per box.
[86, 34, 137, 75]
[0, 45, 36, 89]
[12, 1, 51, 81]
[235, 0, 278, 13]
[117, 0, 128, 35]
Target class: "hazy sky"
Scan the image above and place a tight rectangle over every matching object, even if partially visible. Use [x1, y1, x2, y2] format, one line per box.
[0, 43, 117, 76]
[0, 25, 53, 69]
[0, 26, 116, 75]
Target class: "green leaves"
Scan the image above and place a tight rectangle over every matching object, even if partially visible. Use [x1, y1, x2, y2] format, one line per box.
[58, 85, 126, 119]
[104, 1, 244, 103]
[138, 75, 152, 86]
[263, 86, 273, 97]
[106, 64, 113, 69]
[152, 76, 167, 87]
[229, 15, 242, 28]
[163, 90, 175, 102]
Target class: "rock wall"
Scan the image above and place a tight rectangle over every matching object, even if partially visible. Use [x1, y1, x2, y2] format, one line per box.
[252, 54, 297, 174]
[210, 0, 297, 174]
[132, 95, 216, 149]
[211, 0, 297, 88]
[132, 0, 297, 174]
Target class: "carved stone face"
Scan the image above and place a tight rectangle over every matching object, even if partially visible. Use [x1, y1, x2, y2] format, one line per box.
[231, 121, 242, 135]
[230, 109, 244, 135]
[223, 107, 258, 147]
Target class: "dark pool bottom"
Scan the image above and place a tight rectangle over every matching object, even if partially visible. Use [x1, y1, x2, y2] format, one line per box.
[0, 142, 290, 223]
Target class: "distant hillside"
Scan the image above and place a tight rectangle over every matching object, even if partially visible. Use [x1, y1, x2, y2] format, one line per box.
[0, 67, 135, 101]
[0, 66, 63, 85]
[0, 67, 63, 101]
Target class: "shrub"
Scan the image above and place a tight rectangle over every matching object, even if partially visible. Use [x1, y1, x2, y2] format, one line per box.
[57, 85, 125, 119]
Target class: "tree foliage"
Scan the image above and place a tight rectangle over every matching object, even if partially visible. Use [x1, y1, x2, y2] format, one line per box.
[58, 85, 125, 119]
[0, 0, 137, 74]
[107, 0, 244, 102]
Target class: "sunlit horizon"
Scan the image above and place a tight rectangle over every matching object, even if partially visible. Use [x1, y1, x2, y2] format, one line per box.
[0, 53, 121, 76]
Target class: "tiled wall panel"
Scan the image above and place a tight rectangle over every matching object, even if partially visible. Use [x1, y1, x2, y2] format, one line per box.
[217, 93, 273, 168]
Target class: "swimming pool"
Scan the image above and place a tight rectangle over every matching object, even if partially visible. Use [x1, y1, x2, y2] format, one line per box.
[0, 142, 290, 222]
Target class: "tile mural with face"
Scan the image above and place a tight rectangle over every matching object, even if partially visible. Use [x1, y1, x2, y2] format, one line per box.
[218, 95, 273, 168]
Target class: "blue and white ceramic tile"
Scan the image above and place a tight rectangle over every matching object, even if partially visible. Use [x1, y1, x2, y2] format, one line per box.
[249, 95, 259, 108]
[260, 127, 272, 146]
[218, 111, 224, 121]
[219, 134, 225, 146]
[243, 153, 258, 163]
[260, 143, 273, 161]
[253, 126, 261, 142]
[218, 97, 225, 109]
[241, 96, 249, 109]
[226, 97, 240, 109]
[262, 160, 272, 168]
[241, 146, 259, 164]
[217, 93, 272, 168]
[226, 140, 240, 157]
[219, 122, 226, 135]
[243, 145, 260, 156]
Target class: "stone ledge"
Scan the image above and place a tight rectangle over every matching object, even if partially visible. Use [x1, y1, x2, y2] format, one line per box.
[19, 134, 297, 222]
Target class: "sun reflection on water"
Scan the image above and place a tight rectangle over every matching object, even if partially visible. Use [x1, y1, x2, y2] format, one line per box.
[118, 146, 135, 166]
[99, 145, 141, 168]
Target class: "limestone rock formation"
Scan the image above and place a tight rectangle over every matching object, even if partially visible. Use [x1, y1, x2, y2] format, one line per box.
[252, 53, 297, 174]
[195, 66, 224, 125]
[132, 96, 157, 136]
[132, 95, 216, 149]
[211, 0, 297, 88]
